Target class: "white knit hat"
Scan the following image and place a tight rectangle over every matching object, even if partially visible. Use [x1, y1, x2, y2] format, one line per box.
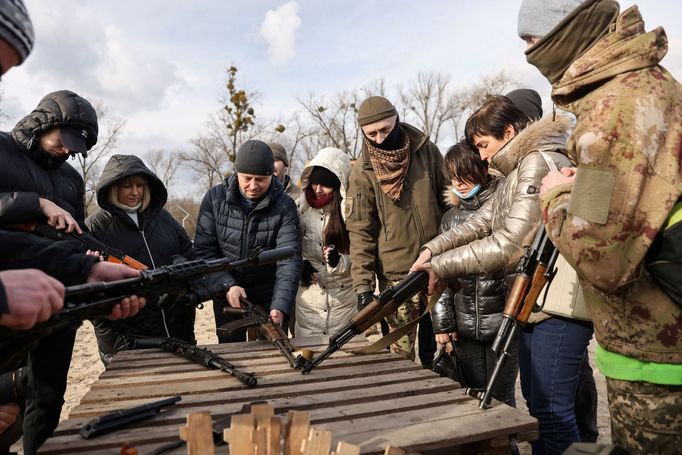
[518, 0, 585, 38]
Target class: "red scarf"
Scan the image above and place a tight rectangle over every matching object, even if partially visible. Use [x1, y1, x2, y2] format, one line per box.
[305, 186, 334, 208]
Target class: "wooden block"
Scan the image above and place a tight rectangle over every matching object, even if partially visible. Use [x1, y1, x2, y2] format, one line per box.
[179, 412, 215, 455]
[252, 426, 267, 455]
[332, 441, 360, 455]
[384, 447, 406, 455]
[285, 411, 310, 455]
[251, 403, 275, 420]
[224, 414, 255, 455]
[302, 428, 332, 455]
[257, 416, 282, 455]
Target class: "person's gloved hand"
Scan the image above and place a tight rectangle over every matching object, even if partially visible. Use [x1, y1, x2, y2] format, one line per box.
[356, 291, 373, 312]
[301, 260, 318, 287]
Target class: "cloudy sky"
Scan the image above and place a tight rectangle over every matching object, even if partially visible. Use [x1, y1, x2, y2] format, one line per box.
[3, 1, 681, 196]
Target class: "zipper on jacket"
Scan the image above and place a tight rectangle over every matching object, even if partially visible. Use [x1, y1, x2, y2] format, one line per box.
[141, 230, 170, 337]
[474, 276, 480, 341]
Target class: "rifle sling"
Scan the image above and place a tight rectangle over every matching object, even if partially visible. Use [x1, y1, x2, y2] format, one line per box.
[348, 290, 442, 354]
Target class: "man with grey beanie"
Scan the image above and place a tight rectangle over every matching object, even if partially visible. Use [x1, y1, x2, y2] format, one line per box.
[519, 0, 682, 453]
[0, 0, 33, 75]
[194, 140, 302, 342]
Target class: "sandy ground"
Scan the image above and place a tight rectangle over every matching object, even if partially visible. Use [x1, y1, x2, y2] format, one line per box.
[12, 308, 611, 454]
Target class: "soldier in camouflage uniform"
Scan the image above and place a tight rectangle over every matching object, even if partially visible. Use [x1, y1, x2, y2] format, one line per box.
[518, 0, 682, 453]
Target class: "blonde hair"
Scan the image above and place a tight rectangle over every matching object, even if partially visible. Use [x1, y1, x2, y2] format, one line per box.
[108, 175, 151, 212]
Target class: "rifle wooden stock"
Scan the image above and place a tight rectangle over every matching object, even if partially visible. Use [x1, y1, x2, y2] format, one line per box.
[517, 263, 549, 324]
[502, 273, 531, 318]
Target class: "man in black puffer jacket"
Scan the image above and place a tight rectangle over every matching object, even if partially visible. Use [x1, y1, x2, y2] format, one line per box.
[0, 90, 99, 454]
[194, 140, 302, 342]
[87, 154, 194, 361]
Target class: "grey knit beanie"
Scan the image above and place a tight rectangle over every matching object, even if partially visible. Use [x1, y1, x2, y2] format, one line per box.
[235, 140, 274, 176]
[357, 96, 398, 127]
[518, 0, 584, 38]
[0, 0, 34, 65]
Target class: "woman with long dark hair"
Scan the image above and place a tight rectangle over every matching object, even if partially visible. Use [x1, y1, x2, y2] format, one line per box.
[295, 147, 355, 337]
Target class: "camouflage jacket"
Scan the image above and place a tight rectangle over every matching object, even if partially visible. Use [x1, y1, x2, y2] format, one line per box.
[541, 6, 682, 363]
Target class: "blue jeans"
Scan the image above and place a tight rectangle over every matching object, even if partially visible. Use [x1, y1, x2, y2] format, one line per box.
[518, 317, 594, 455]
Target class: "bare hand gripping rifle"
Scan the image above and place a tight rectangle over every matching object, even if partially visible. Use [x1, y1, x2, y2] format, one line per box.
[129, 337, 257, 387]
[217, 298, 312, 370]
[298, 270, 429, 374]
[0, 246, 295, 373]
[467, 226, 559, 409]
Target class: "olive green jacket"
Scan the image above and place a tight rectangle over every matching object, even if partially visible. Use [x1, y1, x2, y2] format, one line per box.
[346, 123, 447, 294]
[540, 6, 682, 363]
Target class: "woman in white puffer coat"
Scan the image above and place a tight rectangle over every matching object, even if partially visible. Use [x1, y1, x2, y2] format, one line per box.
[295, 147, 356, 338]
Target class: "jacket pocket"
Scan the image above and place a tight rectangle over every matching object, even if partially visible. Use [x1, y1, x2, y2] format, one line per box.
[568, 167, 615, 224]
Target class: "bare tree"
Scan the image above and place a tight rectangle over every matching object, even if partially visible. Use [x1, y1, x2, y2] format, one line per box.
[298, 90, 363, 159]
[144, 149, 179, 188]
[73, 101, 126, 214]
[449, 69, 518, 140]
[399, 71, 456, 144]
[220, 65, 258, 164]
[179, 132, 230, 193]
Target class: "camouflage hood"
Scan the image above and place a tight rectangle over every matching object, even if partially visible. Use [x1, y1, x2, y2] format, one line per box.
[552, 5, 668, 106]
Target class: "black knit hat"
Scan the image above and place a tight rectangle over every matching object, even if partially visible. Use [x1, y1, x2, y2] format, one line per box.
[505, 89, 543, 121]
[308, 166, 340, 190]
[0, 0, 34, 65]
[235, 140, 274, 176]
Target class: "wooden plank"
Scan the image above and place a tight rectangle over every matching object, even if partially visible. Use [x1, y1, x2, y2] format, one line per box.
[334, 441, 361, 455]
[285, 411, 309, 455]
[179, 412, 215, 455]
[224, 414, 255, 455]
[302, 428, 332, 455]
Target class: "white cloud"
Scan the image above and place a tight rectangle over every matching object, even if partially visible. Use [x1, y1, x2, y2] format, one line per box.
[260, 2, 302, 66]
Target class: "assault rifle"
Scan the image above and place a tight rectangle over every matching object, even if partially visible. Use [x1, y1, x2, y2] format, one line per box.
[0, 246, 295, 373]
[129, 337, 256, 387]
[467, 226, 558, 409]
[217, 298, 312, 369]
[14, 222, 148, 270]
[298, 270, 429, 374]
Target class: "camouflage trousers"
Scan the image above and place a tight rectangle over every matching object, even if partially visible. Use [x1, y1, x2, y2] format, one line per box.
[379, 277, 426, 361]
[606, 377, 682, 454]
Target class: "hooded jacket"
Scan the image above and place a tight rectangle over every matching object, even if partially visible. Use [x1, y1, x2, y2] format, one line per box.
[86, 155, 194, 354]
[346, 122, 448, 293]
[431, 180, 508, 341]
[539, 6, 682, 363]
[294, 148, 355, 337]
[194, 173, 302, 315]
[0, 90, 98, 227]
[425, 114, 573, 282]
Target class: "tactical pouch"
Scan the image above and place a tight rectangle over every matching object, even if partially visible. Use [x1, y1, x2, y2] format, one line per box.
[645, 201, 682, 308]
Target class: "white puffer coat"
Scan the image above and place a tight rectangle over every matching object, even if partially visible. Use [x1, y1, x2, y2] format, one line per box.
[295, 148, 356, 337]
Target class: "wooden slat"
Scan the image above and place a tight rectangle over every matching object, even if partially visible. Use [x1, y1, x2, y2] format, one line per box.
[40, 336, 537, 455]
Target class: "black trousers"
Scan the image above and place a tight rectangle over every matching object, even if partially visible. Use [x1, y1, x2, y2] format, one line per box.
[22, 324, 78, 455]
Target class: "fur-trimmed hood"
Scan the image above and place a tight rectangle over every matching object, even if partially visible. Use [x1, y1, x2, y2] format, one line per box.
[444, 179, 500, 211]
[491, 113, 574, 176]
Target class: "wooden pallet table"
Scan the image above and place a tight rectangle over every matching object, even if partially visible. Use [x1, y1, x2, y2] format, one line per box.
[40, 336, 537, 454]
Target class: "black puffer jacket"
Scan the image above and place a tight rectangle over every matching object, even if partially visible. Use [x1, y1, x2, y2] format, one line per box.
[0, 90, 98, 226]
[431, 180, 507, 342]
[86, 155, 194, 356]
[194, 173, 302, 315]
